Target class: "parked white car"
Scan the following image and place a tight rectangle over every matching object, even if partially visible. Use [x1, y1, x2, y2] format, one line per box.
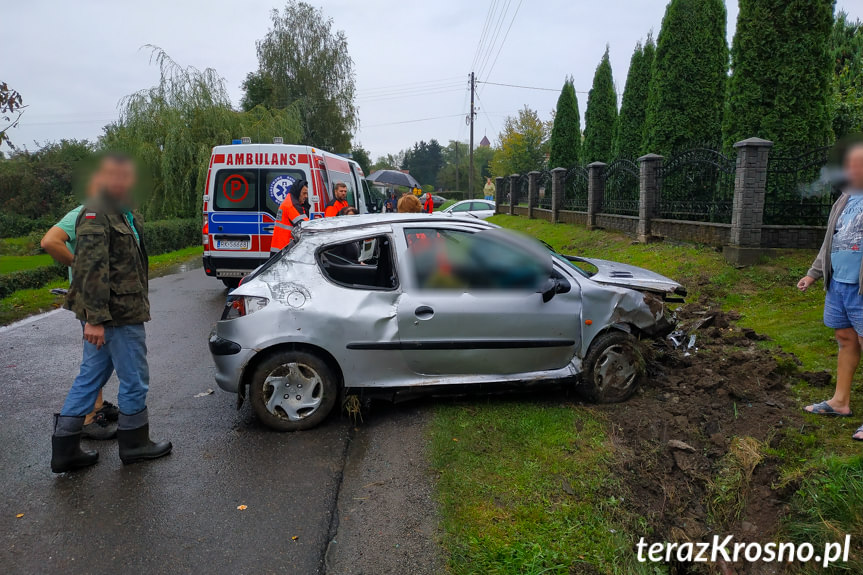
[441, 199, 496, 219]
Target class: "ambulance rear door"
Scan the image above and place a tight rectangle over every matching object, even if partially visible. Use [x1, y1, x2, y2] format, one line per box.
[260, 157, 312, 249]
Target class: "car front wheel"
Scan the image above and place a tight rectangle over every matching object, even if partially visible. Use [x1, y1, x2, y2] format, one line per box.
[581, 330, 645, 403]
[249, 350, 338, 431]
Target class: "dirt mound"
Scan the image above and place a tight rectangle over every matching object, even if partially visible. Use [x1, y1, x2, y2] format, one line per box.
[599, 306, 805, 574]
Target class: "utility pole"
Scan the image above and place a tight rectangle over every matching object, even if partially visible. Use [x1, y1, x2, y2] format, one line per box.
[455, 141, 460, 193]
[468, 72, 476, 199]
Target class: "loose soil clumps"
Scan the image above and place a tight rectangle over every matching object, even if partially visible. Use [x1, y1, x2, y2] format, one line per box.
[600, 305, 813, 574]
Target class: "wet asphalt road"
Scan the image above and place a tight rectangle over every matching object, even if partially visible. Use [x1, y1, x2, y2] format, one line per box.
[0, 269, 352, 575]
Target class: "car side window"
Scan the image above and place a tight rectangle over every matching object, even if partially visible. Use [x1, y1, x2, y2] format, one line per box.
[404, 228, 547, 291]
[451, 202, 471, 212]
[471, 202, 491, 211]
[318, 235, 398, 290]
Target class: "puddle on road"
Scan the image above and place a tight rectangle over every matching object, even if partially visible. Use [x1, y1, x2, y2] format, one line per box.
[151, 256, 204, 279]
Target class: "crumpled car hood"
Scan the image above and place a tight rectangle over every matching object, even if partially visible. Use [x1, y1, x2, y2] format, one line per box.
[568, 256, 685, 295]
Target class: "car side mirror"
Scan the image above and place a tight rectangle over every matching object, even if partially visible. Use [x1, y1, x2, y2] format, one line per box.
[541, 278, 558, 303]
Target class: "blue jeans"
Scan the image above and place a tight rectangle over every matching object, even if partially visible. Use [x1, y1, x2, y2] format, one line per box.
[61, 324, 149, 417]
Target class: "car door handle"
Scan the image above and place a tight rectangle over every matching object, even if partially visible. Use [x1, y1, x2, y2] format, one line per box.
[262, 226, 274, 233]
[414, 305, 434, 320]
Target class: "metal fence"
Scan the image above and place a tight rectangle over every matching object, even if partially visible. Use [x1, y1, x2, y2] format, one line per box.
[538, 170, 553, 209]
[515, 174, 529, 206]
[763, 146, 834, 226]
[563, 165, 589, 211]
[601, 158, 639, 216]
[658, 147, 736, 223]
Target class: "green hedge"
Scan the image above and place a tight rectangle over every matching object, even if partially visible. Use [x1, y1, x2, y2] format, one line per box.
[0, 263, 66, 299]
[0, 213, 56, 239]
[143, 218, 199, 256]
[0, 218, 199, 300]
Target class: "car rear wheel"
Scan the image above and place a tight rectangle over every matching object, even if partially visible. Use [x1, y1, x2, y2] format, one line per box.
[581, 330, 644, 403]
[249, 350, 338, 431]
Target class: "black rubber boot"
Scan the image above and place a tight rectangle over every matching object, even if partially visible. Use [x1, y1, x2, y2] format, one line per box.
[117, 408, 172, 465]
[51, 414, 99, 473]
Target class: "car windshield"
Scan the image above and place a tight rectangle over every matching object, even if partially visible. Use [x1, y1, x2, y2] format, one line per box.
[540, 241, 592, 278]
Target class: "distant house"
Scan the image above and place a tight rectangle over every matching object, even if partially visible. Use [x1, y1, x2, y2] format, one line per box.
[479, 135, 491, 148]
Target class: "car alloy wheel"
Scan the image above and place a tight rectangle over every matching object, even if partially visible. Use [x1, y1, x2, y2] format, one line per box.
[249, 350, 338, 431]
[581, 330, 644, 403]
[593, 345, 638, 399]
[263, 362, 324, 421]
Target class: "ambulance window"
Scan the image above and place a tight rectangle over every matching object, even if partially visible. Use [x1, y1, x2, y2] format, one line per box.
[261, 169, 308, 215]
[214, 170, 257, 211]
[330, 173, 356, 207]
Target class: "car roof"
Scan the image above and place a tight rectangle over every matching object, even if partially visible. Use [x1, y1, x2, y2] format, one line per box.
[297, 213, 496, 235]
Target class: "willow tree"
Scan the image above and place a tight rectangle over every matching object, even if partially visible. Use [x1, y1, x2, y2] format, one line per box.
[582, 48, 618, 163]
[614, 35, 655, 159]
[103, 47, 302, 219]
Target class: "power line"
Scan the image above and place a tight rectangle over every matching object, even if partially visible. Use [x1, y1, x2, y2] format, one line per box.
[358, 85, 464, 103]
[476, 0, 512, 81]
[471, 0, 498, 73]
[357, 76, 462, 95]
[478, 80, 560, 92]
[479, 0, 523, 88]
[362, 113, 465, 129]
[479, 79, 621, 96]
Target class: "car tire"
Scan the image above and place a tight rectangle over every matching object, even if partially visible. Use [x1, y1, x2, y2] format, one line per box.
[581, 330, 645, 403]
[249, 350, 339, 431]
[222, 278, 241, 289]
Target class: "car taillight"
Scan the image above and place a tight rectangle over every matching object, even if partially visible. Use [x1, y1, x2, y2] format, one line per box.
[222, 295, 268, 320]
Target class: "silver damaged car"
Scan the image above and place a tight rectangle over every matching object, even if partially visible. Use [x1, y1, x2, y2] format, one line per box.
[209, 214, 685, 431]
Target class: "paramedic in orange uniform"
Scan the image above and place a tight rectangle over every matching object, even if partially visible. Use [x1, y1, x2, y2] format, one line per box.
[423, 192, 434, 214]
[271, 179, 309, 254]
[324, 182, 349, 217]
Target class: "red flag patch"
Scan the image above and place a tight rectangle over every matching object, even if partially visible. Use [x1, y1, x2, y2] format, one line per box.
[84, 212, 97, 219]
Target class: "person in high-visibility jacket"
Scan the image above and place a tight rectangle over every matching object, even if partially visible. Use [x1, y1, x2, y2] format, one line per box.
[271, 179, 309, 254]
[423, 192, 434, 214]
[324, 182, 349, 217]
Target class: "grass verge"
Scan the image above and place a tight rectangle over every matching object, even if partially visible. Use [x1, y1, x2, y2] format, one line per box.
[0, 254, 54, 274]
[0, 246, 203, 326]
[430, 215, 863, 573]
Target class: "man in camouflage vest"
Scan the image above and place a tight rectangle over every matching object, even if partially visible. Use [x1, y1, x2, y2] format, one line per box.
[51, 153, 172, 473]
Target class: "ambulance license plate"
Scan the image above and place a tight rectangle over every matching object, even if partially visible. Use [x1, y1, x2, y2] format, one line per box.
[215, 239, 250, 250]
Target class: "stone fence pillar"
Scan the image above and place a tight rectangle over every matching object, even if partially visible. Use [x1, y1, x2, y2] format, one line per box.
[637, 153, 663, 242]
[509, 174, 519, 216]
[587, 162, 606, 229]
[724, 137, 773, 265]
[551, 167, 566, 223]
[494, 176, 505, 214]
[527, 171, 540, 219]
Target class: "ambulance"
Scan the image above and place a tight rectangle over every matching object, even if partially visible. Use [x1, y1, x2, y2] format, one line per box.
[202, 138, 379, 287]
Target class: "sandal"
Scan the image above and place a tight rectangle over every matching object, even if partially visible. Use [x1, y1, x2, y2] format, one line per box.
[804, 401, 853, 417]
[853, 425, 863, 442]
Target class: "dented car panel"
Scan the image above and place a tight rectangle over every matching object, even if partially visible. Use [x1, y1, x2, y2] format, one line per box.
[209, 214, 682, 397]
[568, 256, 685, 295]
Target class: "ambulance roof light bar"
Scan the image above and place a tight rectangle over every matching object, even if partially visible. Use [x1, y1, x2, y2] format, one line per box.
[273, 137, 283, 144]
[231, 139, 242, 145]
[241, 137, 252, 144]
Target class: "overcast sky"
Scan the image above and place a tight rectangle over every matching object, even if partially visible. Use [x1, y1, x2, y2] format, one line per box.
[4, 1, 862, 160]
